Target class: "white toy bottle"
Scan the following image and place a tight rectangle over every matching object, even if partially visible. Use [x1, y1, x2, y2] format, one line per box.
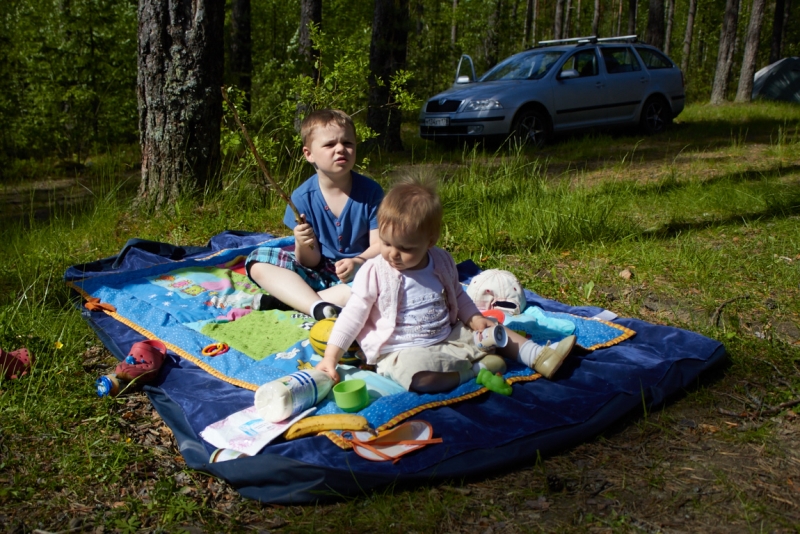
[254, 369, 334, 423]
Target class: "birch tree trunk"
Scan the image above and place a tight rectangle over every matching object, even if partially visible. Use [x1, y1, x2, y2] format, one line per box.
[137, 0, 224, 209]
[645, 0, 665, 49]
[452, 0, 458, 45]
[593, 0, 601, 35]
[735, 0, 767, 101]
[710, 0, 740, 103]
[681, 0, 698, 73]
[367, 0, 409, 151]
[555, 0, 565, 39]
[230, 0, 252, 111]
[564, 0, 572, 37]
[664, 0, 675, 54]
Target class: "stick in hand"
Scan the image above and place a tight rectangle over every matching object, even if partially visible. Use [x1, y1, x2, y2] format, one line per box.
[220, 87, 313, 248]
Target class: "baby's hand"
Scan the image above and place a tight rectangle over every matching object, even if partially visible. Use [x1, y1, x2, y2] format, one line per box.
[315, 356, 340, 384]
[467, 314, 496, 332]
[334, 257, 360, 283]
[293, 215, 316, 248]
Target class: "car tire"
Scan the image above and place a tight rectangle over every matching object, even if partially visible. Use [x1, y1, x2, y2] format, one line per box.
[640, 95, 672, 135]
[511, 109, 550, 148]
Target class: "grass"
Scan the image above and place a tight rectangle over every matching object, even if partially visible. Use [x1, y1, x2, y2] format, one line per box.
[2, 101, 800, 532]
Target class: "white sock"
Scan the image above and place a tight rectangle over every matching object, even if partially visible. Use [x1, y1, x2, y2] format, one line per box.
[517, 340, 545, 368]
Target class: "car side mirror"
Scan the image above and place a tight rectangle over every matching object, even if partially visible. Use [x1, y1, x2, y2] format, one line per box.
[456, 75, 472, 84]
[558, 69, 580, 80]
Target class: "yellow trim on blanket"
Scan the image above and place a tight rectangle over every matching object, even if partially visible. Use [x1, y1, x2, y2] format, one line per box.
[67, 281, 258, 391]
[583, 318, 636, 351]
[321, 372, 543, 450]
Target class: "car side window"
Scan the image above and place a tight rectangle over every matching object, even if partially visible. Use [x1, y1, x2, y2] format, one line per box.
[601, 47, 642, 74]
[635, 47, 673, 69]
[561, 50, 597, 77]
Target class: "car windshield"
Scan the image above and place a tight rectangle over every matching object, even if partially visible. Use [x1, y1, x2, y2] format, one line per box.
[480, 51, 564, 81]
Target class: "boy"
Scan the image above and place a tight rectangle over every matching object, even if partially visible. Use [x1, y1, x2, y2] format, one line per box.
[246, 110, 383, 320]
[316, 175, 576, 393]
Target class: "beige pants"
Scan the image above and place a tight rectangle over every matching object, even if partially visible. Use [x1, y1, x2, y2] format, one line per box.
[375, 322, 492, 390]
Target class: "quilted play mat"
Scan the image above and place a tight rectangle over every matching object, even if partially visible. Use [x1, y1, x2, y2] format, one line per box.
[65, 231, 726, 503]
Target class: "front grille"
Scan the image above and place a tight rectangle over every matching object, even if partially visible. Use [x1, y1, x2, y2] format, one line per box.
[426, 99, 462, 112]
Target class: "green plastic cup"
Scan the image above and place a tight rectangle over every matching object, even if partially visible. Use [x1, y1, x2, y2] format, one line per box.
[333, 379, 369, 412]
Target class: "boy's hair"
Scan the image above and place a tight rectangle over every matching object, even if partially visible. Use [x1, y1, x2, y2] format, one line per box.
[378, 173, 442, 241]
[300, 109, 356, 147]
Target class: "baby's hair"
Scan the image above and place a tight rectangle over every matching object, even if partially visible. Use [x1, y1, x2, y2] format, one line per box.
[300, 109, 356, 147]
[378, 173, 442, 241]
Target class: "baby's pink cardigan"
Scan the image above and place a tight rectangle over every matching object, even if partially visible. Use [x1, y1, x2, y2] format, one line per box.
[327, 247, 481, 365]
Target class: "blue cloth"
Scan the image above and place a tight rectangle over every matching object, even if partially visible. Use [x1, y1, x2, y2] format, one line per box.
[65, 233, 727, 504]
[504, 305, 577, 340]
[284, 171, 383, 261]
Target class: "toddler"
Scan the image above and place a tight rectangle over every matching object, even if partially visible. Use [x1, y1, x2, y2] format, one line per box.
[316, 175, 576, 393]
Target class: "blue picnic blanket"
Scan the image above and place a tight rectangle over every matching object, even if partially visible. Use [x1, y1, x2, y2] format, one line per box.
[65, 231, 725, 503]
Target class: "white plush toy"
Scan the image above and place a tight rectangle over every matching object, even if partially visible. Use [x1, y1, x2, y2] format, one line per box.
[466, 269, 527, 315]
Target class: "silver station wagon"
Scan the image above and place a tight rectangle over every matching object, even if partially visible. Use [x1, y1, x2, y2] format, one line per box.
[419, 36, 685, 147]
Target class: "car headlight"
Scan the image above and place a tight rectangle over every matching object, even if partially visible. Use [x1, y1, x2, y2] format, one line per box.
[461, 99, 503, 111]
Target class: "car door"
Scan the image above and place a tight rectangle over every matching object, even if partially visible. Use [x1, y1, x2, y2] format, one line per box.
[551, 48, 608, 130]
[600, 46, 649, 124]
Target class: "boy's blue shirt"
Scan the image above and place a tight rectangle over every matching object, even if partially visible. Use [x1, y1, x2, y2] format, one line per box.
[284, 171, 383, 262]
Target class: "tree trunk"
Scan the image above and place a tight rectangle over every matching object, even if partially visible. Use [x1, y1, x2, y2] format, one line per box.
[230, 0, 252, 111]
[735, 0, 766, 101]
[769, 0, 785, 63]
[137, 0, 225, 209]
[367, 0, 409, 152]
[681, 0, 698, 73]
[299, 0, 322, 83]
[592, 0, 601, 35]
[564, 0, 572, 37]
[577, 0, 582, 36]
[645, 0, 665, 48]
[532, 0, 539, 42]
[554, 0, 565, 39]
[485, 0, 503, 67]
[617, 0, 624, 35]
[628, 0, 637, 34]
[452, 0, 458, 45]
[523, 0, 534, 47]
[710, 0, 740, 103]
[664, 0, 675, 54]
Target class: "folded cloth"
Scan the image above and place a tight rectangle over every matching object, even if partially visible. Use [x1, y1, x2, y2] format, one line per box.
[504, 306, 576, 339]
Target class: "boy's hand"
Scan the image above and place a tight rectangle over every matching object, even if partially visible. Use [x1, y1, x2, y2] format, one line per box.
[467, 313, 495, 332]
[334, 257, 364, 283]
[293, 214, 317, 248]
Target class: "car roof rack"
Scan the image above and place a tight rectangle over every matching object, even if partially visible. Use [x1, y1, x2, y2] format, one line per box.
[536, 34, 638, 47]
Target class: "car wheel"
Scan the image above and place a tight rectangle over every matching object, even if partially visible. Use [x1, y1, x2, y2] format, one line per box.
[640, 96, 672, 135]
[512, 109, 549, 148]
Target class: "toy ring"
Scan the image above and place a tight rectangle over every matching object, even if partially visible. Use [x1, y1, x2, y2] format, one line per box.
[202, 343, 229, 357]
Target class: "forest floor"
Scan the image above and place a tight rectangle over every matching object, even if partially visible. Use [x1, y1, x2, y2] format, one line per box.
[2, 102, 800, 533]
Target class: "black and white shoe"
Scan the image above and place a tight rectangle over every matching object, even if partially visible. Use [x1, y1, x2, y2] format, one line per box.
[311, 301, 342, 321]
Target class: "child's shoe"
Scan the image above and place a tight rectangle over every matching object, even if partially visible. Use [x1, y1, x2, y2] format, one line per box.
[534, 335, 576, 379]
[115, 340, 167, 383]
[474, 354, 507, 375]
[311, 301, 342, 321]
[0, 347, 32, 379]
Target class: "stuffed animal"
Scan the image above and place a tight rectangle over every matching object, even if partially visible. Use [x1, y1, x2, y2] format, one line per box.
[467, 269, 527, 315]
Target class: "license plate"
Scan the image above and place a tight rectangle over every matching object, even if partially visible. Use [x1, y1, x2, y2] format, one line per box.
[425, 117, 449, 127]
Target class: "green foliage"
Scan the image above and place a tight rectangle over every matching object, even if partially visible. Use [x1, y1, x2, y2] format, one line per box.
[0, 0, 138, 168]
